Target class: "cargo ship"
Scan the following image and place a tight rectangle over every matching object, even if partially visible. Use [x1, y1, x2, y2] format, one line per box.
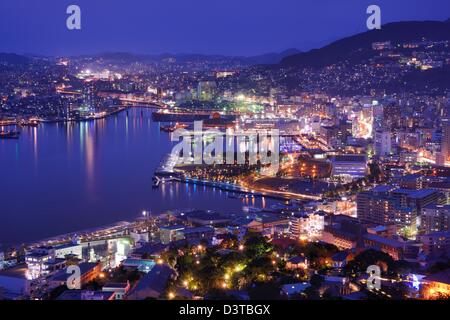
[152, 111, 236, 123]
[152, 112, 211, 122]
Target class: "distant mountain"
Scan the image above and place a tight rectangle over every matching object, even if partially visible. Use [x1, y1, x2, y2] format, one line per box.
[0, 53, 30, 65]
[244, 48, 301, 65]
[91, 49, 301, 66]
[281, 20, 450, 68]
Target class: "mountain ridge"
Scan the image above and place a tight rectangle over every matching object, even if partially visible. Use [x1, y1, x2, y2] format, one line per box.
[280, 20, 450, 68]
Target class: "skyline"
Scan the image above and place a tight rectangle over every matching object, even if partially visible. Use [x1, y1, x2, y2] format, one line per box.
[1, 1, 450, 303]
[1, 0, 450, 57]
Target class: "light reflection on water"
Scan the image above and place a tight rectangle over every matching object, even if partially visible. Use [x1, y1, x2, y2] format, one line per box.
[0, 108, 279, 246]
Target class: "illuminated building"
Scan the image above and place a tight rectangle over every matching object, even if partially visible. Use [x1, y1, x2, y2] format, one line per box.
[331, 154, 367, 179]
[126, 264, 176, 300]
[159, 225, 185, 244]
[48, 262, 102, 289]
[197, 80, 217, 101]
[357, 190, 417, 229]
[392, 188, 445, 217]
[418, 231, 450, 258]
[216, 71, 235, 78]
[25, 247, 55, 280]
[321, 215, 365, 250]
[352, 105, 373, 139]
[356, 185, 444, 230]
[159, 225, 215, 244]
[285, 256, 308, 270]
[441, 118, 450, 164]
[54, 242, 82, 260]
[296, 155, 331, 179]
[362, 233, 417, 260]
[289, 212, 325, 240]
[372, 41, 392, 50]
[114, 239, 132, 267]
[374, 130, 392, 157]
[421, 204, 450, 234]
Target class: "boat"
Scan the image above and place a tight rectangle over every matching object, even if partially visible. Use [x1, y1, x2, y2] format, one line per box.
[160, 125, 176, 133]
[160, 122, 189, 132]
[0, 131, 20, 139]
[19, 119, 39, 127]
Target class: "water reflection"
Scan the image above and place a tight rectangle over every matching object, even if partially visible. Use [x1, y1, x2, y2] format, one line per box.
[0, 108, 281, 245]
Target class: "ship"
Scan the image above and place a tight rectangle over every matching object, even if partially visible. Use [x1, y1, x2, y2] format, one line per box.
[160, 122, 189, 132]
[152, 111, 236, 123]
[19, 119, 39, 127]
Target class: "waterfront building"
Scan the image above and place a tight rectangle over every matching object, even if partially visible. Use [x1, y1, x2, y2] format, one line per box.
[180, 226, 215, 243]
[159, 225, 185, 244]
[25, 247, 55, 280]
[159, 225, 215, 245]
[54, 242, 82, 260]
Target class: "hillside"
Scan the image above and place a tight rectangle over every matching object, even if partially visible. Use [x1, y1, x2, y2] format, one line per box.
[281, 20, 450, 68]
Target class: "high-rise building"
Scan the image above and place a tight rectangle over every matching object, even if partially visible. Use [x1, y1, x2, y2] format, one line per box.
[441, 118, 450, 165]
[421, 204, 450, 234]
[374, 130, 392, 157]
[356, 185, 430, 230]
[197, 81, 217, 101]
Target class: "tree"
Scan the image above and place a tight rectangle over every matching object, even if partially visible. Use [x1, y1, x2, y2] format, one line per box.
[309, 274, 324, 288]
[344, 249, 395, 276]
[245, 256, 275, 281]
[248, 281, 282, 300]
[244, 234, 273, 259]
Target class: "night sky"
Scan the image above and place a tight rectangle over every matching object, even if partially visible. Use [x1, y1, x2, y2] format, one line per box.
[0, 0, 449, 56]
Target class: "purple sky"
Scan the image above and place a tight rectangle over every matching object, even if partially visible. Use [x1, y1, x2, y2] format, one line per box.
[0, 0, 449, 56]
